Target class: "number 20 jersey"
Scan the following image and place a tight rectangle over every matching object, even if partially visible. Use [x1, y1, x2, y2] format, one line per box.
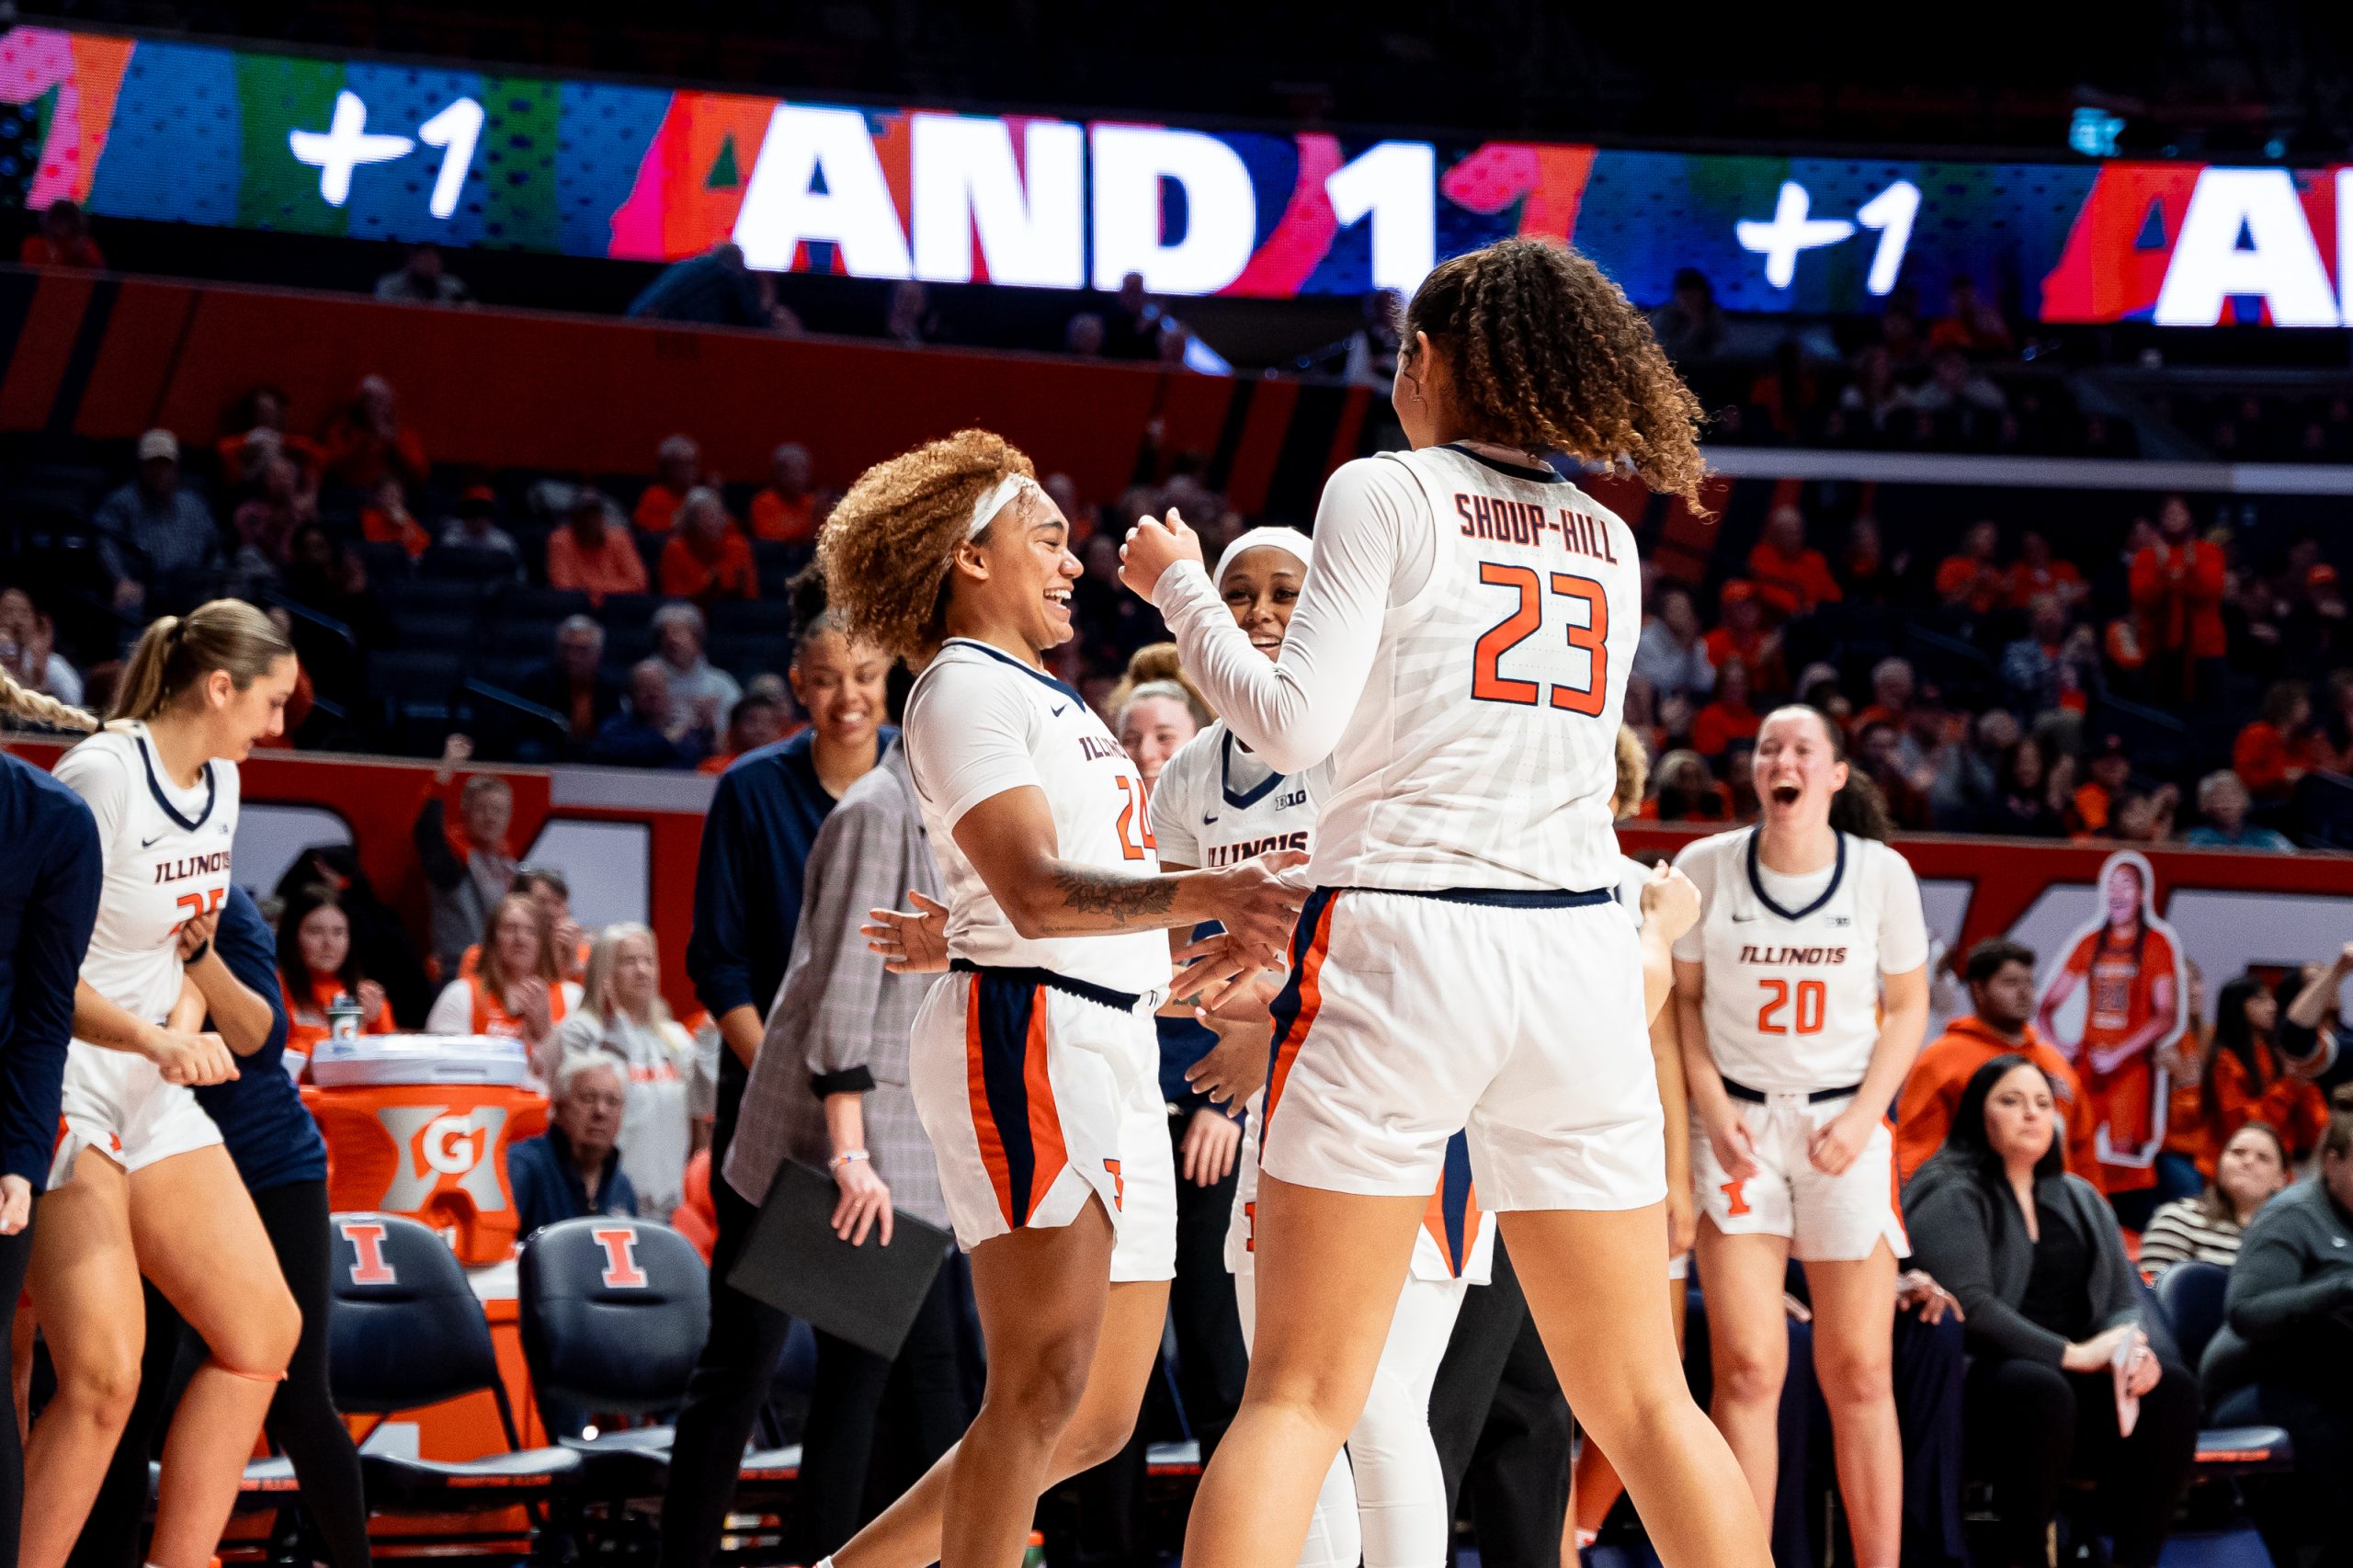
[1317, 444, 1639, 895]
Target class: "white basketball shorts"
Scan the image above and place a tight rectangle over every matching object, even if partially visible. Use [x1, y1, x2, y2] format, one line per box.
[51, 1040, 224, 1187]
[1692, 1087, 1906, 1262]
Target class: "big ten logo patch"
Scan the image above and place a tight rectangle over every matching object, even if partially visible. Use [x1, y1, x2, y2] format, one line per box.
[592, 1226, 649, 1288]
[374, 1105, 511, 1211]
[339, 1220, 396, 1285]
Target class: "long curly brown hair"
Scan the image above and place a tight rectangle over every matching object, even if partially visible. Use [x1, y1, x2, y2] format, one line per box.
[1403, 238, 1709, 506]
[816, 429, 1038, 661]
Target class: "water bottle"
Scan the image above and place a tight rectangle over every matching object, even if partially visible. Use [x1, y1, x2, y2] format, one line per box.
[327, 991, 363, 1041]
[1022, 1532, 1046, 1568]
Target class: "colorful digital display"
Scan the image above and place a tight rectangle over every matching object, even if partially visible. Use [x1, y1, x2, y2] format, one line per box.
[8, 23, 2353, 326]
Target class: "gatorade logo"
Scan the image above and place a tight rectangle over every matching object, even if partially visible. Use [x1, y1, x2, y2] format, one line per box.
[375, 1105, 511, 1212]
[422, 1115, 488, 1176]
[592, 1226, 648, 1289]
[341, 1221, 396, 1285]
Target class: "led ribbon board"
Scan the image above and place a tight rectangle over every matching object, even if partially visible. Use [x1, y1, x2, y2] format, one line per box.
[8, 24, 2353, 324]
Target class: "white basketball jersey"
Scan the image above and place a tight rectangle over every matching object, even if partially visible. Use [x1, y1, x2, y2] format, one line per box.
[904, 639, 1168, 999]
[1147, 721, 1319, 872]
[51, 723, 241, 1028]
[1313, 444, 1640, 894]
[1674, 828, 1927, 1094]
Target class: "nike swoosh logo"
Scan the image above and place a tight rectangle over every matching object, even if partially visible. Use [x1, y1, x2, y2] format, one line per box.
[1730, 912, 1761, 923]
[1051, 704, 1068, 717]
[142, 833, 165, 847]
[1203, 812, 1220, 824]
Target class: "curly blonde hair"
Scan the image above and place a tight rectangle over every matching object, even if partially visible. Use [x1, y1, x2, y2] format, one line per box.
[816, 429, 1037, 661]
[1611, 722, 1650, 820]
[1404, 238, 1709, 507]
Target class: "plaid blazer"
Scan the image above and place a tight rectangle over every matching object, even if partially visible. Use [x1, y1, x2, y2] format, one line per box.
[723, 744, 949, 1227]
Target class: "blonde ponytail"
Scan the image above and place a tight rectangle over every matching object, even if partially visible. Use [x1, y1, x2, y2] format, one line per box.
[0, 668, 97, 733]
[110, 600, 291, 722]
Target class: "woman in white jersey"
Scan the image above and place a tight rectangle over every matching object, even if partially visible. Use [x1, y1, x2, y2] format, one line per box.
[32, 602, 301, 1568]
[1160, 526, 1496, 1568]
[807, 430, 1301, 1568]
[1122, 238, 1770, 1568]
[1669, 706, 1929, 1568]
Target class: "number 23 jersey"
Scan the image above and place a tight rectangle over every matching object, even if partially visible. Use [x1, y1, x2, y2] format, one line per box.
[51, 722, 241, 1028]
[1671, 827, 1928, 1094]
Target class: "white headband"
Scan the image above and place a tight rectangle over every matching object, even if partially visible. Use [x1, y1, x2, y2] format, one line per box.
[1213, 526, 1314, 587]
[969, 473, 1041, 539]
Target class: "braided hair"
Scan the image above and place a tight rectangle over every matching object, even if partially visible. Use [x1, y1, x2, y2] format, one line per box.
[0, 668, 97, 733]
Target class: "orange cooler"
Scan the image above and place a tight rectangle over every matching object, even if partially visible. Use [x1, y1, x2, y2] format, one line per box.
[304, 1036, 550, 1265]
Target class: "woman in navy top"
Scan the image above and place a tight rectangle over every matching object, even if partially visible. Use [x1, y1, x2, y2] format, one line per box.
[0, 724, 103, 1566]
[74, 885, 369, 1568]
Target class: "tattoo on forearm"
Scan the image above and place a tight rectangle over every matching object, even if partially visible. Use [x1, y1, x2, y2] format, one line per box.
[1045, 866, 1177, 931]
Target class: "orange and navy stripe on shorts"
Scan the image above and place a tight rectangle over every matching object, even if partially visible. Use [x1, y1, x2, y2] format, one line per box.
[963, 971, 1072, 1230]
[1262, 887, 1340, 1138]
[1422, 1131, 1481, 1278]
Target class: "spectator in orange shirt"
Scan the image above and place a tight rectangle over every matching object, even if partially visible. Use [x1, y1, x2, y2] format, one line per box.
[748, 443, 821, 546]
[1745, 504, 1843, 620]
[2067, 733, 2134, 836]
[1933, 520, 2006, 616]
[634, 435, 710, 535]
[1701, 580, 1786, 694]
[1689, 657, 1758, 760]
[2004, 529, 2086, 610]
[216, 384, 326, 491]
[2232, 679, 2318, 801]
[2191, 973, 2330, 1173]
[358, 477, 430, 560]
[1897, 938, 2098, 1182]
[1853, 654, 1920, 738]
[1924, 276, 2012, 356]
[697, 682, 794, 775]
[545, 489, 649, 605]
[323, 374, 428, 491]
[2130, 494, 2228, 703]
[19, 199, 104, 268]
[659, 490, 759, 605]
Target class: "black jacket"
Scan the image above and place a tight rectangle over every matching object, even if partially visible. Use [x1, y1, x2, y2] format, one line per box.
[2216, 1177, 2353, 1388]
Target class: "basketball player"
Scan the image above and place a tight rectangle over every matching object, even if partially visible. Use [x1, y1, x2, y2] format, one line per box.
[1670, 707, 1929, 1568]
[1120, 237, 1771, 1568]
[2033, 854, 2181, 1210]
[808, 431, 1301, 1568]
[29, 603, 301, 1568]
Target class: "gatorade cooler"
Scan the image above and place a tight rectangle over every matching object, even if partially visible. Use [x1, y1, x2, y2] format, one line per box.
[305, 1036, 550, 1265]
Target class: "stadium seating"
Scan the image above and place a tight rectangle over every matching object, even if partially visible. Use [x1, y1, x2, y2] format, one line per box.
[2151, 1262, 2295, 1474]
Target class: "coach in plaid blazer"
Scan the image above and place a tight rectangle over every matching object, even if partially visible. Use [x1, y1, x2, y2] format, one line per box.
[722, 739, 970, 1559]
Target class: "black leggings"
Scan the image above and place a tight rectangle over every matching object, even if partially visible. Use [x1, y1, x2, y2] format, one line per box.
[1427, 1241, 1571, 1566]
[0, 1214, 35, 1568]
[1961, 1353, 2200, 1568]
[68, 1179, 370, 1568]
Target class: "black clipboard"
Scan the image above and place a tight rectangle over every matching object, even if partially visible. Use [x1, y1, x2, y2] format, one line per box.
[727, 1160, 953, 1360]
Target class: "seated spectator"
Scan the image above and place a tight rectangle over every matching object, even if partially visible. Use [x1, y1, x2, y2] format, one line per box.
[654, 601, 742, 731]
[2186, 769, 2294, 851]
[1064, 312, 1107, 356]
[1102, 272, 1164, 359]
[1836, 514, 1906, 604]
[1926, 276, 2013, 356]
[2287, 562, 2350, 677]
[1689, 657, 1757, 760]
[635, 435, 717, 535]
[2001, 597, 2095, 719]
[1980, 735, 2063, 837]
[2188, 974, 2329, 1172]
[659, 490, 759, 604]
[1839, 343, 1913, 429]
[1904, 1056, 2199, 1568]
[2138, 1122, 2290, 1271]
[231, 453, 314, 569]
[20, 199, 104, 267]
[461, 867, 589, 986]
[2279, 947, 2353, 1094]
[1649, 748, 1730, 822]
[1909, 347, 2007, 417]
[1854, 657, 1926, 764]
[216, 383, 326, 491]
[548, 924, 705, 1218]
[543, 488, 647, 604]
[507, 1053, 638, 1235]
[1898, 938, 2100, 1182]
[2213, 1088, 2353, 1568]
[373, 243, 472, 305]
[2004, 529, 2085, 610]
[590, 658, 711, 769]
[94, 429, 223, 615]
[272, 844, 432, 1028]
[1745, 504, 1842, 619]
[1932, 521, 2006, 617]
[748, 443, 821, 546]
[1701, 581, 1785, 694]
[1631, 584, 1714, 703]
[425, 889, 580, 1048]
[358, 477, 430, 559]
[1925, 707, 2012, 829]
[280, 523, 388, 652]
[699, 682, 792, 775]
[411, 735, 517, 979]
[516, 616, 621, 756]
[2232, 678, 2318, 802]
[437, 486, 522, 570]
[273, 882, 394, 1074]
[2108, 783, 2178, 845]
[1856, 718, 1933, 830]
[2065, 733, 2135, 836]
[1648, 267, 1724, 360]
[2131, 494, 2228, 703]
[626, 241, 779, 327]
[884, 279, 942, 347]
[0, 586, 85, 710]
[322, 375, 428, 492]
